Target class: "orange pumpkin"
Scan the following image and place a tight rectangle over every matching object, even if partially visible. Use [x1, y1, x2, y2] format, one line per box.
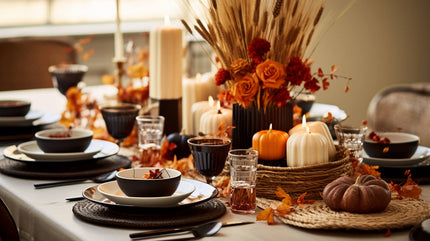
[252, 124, 289, 160]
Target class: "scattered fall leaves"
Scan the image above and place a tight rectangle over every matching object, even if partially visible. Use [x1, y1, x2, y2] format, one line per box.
[350, 158, 381, 179]
[389, 170, 422, 200]
[257, 187, 315, 225]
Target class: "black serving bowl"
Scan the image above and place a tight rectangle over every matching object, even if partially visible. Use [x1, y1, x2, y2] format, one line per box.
[0, 100, 31, 117]
[116, 168, 181, 197]
[364, 132, 420, 159]
[35, 128, 93, 153]
[49, 64, 88, 95]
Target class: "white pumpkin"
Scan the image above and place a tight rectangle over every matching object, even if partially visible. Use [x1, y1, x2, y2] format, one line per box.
[289, 121, 336, 160]
[199, 106, 232, 135]
[286, 131, 329, 167]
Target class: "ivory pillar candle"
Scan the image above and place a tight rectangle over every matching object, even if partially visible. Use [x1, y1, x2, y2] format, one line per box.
[149, 16, 183, 100]
[114, 0, 124, 60]
[191, 96, 215, 135]
[199, 102, 232, 136]
[287, 127, 329, 167]
[182, 72, 221, 134]
[149, 16, 183, 134]
[289, 116, 336, 160]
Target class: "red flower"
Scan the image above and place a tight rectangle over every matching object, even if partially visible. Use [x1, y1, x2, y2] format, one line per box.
[304, 77, 320, 93]
[215, 68, 231, 86]
[285, 57, 312, 86]
[271, 88, 291, 107]
[248, 38, 271, 60]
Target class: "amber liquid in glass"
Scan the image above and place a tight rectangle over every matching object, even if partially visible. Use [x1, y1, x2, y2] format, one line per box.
[230, 184, 256, 214]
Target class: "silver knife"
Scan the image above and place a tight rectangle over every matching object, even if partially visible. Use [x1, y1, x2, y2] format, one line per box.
[129, 221, 254, 239]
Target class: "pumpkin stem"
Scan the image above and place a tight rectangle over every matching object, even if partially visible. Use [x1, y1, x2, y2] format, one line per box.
[354, 175, 363, 186]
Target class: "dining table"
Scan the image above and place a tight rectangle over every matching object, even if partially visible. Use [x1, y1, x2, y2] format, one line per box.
[0, 86, 429, 241]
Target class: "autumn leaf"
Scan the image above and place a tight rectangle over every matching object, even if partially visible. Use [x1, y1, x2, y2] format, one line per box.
[276, 202, 292, 216]
[318, 68, 324, 78]
[296, 192, 315, 208]
[322, 78, 329, 90]
[344, 85, 350, 93]
[256, 207, 276, 225]
[275, 187, 290, 199]
[384, 228, 391, 237]
[389, 172, 422, 199]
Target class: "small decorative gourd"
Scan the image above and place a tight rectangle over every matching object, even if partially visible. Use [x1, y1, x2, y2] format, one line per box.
[166, 131, 196, 159]
[323, 175, 391, 213]
[286, 127, 329, 167]
[252, 124, 289, 160]
[289, 116, 336, 160]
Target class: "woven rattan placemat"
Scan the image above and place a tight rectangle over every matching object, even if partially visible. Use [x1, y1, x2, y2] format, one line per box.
[73, 199, 226, 228]
[257, 198, 430, 230]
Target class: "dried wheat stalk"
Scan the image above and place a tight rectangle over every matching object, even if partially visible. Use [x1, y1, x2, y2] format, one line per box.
[176, 0, 348, 68]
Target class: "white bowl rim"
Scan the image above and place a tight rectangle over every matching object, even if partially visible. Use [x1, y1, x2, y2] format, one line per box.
[35, 128, 93, 140]
[116, 167, 181, 181]
[365, 132, 420, 143]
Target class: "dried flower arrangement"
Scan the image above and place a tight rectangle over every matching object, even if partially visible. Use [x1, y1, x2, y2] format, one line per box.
[178, 0, 352, 109]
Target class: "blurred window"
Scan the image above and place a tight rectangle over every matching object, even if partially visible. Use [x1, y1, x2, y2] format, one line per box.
[0, 0, 180, 27]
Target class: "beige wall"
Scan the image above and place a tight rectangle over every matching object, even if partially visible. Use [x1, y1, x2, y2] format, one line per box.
[71, 0, 430, 127]
[311, 0, 430, 125]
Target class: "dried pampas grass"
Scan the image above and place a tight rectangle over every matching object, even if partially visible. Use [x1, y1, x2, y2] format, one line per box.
[176, 0, 354, 68]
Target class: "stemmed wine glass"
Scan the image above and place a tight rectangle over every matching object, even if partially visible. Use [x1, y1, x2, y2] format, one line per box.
[48, 64, 88, 95]
[187, 137, 231, 185]
[101, 104, 140, 145]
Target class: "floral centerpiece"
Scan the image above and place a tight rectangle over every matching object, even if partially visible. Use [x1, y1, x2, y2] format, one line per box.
[179, 0, 351, 148]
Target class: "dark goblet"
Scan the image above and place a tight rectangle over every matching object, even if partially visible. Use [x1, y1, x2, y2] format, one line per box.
[101, 104, 140, 144]
[49, 64, 88, 95]
[187, 137, 231, 184]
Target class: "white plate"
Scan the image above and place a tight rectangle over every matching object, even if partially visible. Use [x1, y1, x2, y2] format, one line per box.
[4, 139, 119, 163]
[98, 180, 196, 208]
[308, 103, 348, 121]
[0, 110, 44, 126]
[363, 146, 430, 167]
[83, 178, 218, 209]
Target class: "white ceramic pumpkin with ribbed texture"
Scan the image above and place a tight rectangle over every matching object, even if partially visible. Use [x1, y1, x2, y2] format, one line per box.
[286, 131, 329, 167]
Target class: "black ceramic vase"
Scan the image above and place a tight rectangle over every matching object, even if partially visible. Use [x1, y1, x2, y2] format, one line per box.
[232, 103, 294, 149]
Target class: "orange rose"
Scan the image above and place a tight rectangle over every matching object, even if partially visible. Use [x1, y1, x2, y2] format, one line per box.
[231, 73, 259, 107]
[230, 58, 251, 76]
[256, 59, 285, 89]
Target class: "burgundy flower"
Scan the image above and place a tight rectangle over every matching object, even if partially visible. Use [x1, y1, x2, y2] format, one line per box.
[215, 68, 231, 86]
[271, 88, 291, 107]
[304, 77, 321, 93]
[285, 57, 312, 86]
[248, 38, 271, 60]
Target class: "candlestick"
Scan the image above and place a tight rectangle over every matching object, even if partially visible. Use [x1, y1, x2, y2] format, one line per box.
[114, 0, 124, 60]
[113, 59, 125, 87]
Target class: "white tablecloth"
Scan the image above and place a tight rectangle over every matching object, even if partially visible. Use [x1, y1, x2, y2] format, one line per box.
[0, 87, 429, 241]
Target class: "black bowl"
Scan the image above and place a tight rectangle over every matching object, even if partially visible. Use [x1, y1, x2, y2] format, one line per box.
[35, 128, 93, 153]
[364, 132, 419, 159]
[0, 100, 31, 117]
[116, 168, 181, 197]
[49, 64, 88, 95]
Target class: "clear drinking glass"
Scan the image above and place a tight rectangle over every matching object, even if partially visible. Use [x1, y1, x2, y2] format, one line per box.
[136, 115, 165, 149]
[228, 149, 258, 214]
[334, 124, 368, 162]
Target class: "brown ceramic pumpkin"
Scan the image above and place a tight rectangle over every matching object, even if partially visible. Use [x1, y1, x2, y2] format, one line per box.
[323, 175, 391, 213]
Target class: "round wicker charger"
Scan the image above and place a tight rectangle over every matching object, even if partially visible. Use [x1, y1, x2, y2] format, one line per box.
[256, 146, 351, 200]
[257, 198, 430, 230]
